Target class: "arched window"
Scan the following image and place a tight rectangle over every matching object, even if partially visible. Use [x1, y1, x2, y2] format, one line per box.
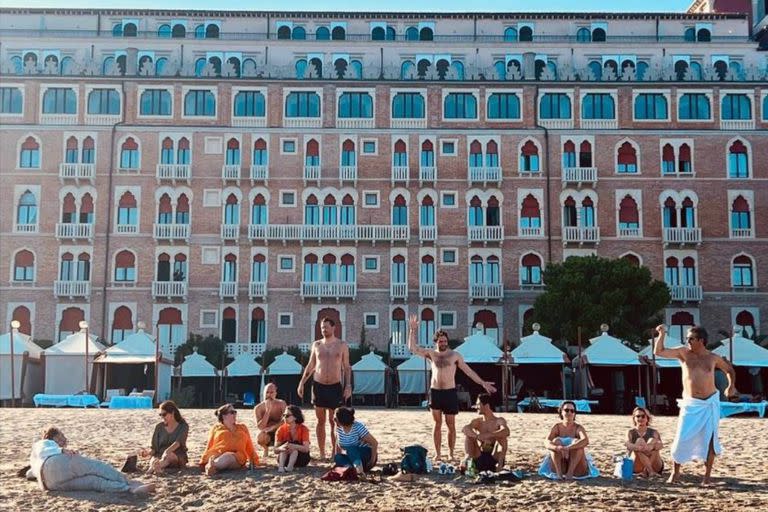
[252, 254, 267, 282]
[392, 195, 407, 225]
[731, 196, 751, 232]
[17, 191, 37, 225]
[680, 197, 695, 228]
[540, 93, 571, 119]
[681, 257, 696, 286]
[468, 140, 483, 167]
[592, 28, 606, 41]
[486, 141, 498, 167]
[331, 26, 345, 40]
[222, 253, 237, 282]
[580, 197, 595, 227]
[338, 92, 373, 118]
[391, 307, 406, 344]
[521, 253, 542, 285]
[59, 307, 84, 341]
[487, 196, 500, 226]
[314, 26, 330, 40]
[285, 91, 320, 118]
[400, 60, 415, 80]
[157, 194, 173, 224]
[11, 306, 32, 335]
[676, 60, 690, 81]
[732, 255, 754, 287]
[468, 196, 483, 227]
[519, 26, 533, 42]
[663, 197, 677, 228]
[697, 28, 711, 42]
[303, 254, 319, 282]
[76, 252, 91, 281]
[618, 196, 639, 232]
[19, 136, 40, 168]
[160, 137, 174, 165]
[341, 139, 356, 166]
[157, 307, 184, 351]
[123, 22, 137, 37]
[562, 140, 576, 168]
[184, 90, 215, 116]
[253, 138, 268, 166]
[563, 197, 577, 227]
[576, 27, 591, 42]
[670, 311, 694, 341]
[305, 139, 320, 166]
[61, 193, 77, 223]
[226, 138, 240, 166]
[251, 307, 266, 344]
[13, 250, 34, 281]
[664, 257, 680, 286]
[735, 310, 755, 337]
[616, 142, 637, 173]
[579, 141, 592, 167]
[405, 27, 419, 41]
[392, 92, 424, 119]
[487, 92, 520, 119]
[504, 27, 518, 41]
[277, 26, 291, 39]
[419, 27, 433, 41]
[172, 24, 186, 38]
[322, 195, 337, 226]
[419, 308, 435, 345]
[340, 254, 355, 282]
[421, 140, 434, 167]
[391, 255, 406, 289]
[622, 254, 640, 267]
[120, 137, 139, 169]
[661, 144, 674, 174]
[386, 26, 396, 40]
[176, 195, 189, 224]
[684, 27, 695, 42]
[111, 306, 133, 343]
[112, 24, 123, 37]
[520, 195, 541, 230]
[65, 136, 79, 164]
[722, 94, 751, 120]
[224, 194, 240, 225]
[519, 141, 539, 172]
[371, 27, 385, 40]
[156, 58, 168, 76]
[234, 91, 265, 118]
[393, 140, 407, 166]
[728, 140, 749, 178]
[205, 24, 220, 39]
[114, 250, 135, 282]
[82, 137, 95, 164]
[292, 26, 306, 40]
[117, 191, 137, 227]
[444, 93, 477, 119]
[251, 194, 267, 225]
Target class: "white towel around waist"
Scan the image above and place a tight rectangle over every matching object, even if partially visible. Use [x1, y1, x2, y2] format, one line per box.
[670, 392, 722, 464]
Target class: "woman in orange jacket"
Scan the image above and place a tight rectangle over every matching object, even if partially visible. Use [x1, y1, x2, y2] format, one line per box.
[199, 404, 259, 476]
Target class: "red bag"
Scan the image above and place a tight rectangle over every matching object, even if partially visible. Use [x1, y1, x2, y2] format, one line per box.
[320, 465, 358, 482]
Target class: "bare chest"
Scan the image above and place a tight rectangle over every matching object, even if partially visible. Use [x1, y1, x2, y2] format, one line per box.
[682, 353, 715, 374]
[431, 352, 456, 370]
[315, 343, 343, 364]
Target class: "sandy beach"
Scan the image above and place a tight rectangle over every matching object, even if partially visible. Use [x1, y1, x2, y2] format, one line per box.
[0, 408, 766, 512]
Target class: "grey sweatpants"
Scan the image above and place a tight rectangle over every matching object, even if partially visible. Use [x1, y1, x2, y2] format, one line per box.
[41, 454, 131, 492]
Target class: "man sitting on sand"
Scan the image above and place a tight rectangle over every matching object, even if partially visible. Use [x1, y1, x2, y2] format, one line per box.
[462, 393, 509, 472]
[654, 324, 737, 485]
[254, 383, 287, 460]
[28, 426, 155, 495]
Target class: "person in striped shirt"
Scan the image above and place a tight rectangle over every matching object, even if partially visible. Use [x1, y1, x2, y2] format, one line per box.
[333, 407, 378, 475]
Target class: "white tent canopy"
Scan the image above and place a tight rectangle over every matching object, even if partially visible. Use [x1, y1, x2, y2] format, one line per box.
[512, 328, 568, 364]
[0, 329, 43, 401]
[95, 328, 173, 401]
[352, 350, 387, 394]
[397, 354, 430, 394]
[267, 352, 303, 375]
[456, 332, 503, 363]
[639, 336, 683, 368]
[226, 353, 263, 377]
[584, 329, 641, 366]
[177, 349, 218, 377]
[714, 334, 768, 367]
[43, 330, 106, 394]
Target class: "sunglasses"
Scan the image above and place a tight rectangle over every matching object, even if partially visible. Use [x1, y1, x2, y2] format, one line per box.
[224, 410, 237, 416]
[634, 414, 647, 419]
[562, 408, 576, 413]
[283, 413, 294, 418]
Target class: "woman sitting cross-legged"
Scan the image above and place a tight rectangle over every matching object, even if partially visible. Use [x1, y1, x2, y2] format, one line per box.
[275, 405, 311, 473]
[538, 401, 600, 480]
[28, 426, 155, 495]
[199, 404, 259, 476]
[139, 400, 189, 475]
[626, 406, 664, 477]
[333, 407, 378, 476]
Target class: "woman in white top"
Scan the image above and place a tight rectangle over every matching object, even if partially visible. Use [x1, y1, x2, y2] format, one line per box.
[29, 426, 155, 495]
[333, 407, 378, 475]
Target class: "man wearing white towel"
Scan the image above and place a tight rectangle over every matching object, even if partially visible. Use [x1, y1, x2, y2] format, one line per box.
[654, 324, 737, 485]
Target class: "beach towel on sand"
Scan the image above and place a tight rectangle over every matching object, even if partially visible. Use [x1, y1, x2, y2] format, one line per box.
[671, 392, 722, 464]
[537, 437, 600, 480]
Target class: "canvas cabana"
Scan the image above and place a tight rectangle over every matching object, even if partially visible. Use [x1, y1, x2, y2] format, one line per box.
[714, 330, 768, 396]
[511, 326, 569, 400]
[0, 327, 43, 404]
[94, 327, 173, 404]
[174, 348, 219, 407]
[639, 336, 683, 411]
[581, 326, 641, 413]
[397, 354, 430, 406]
[454, 332, 504, 406]
[225, 353, 263, 404]
[352, 350, 388, 405]
[265, 351, 303, 405]
[43, 329, 106, 395]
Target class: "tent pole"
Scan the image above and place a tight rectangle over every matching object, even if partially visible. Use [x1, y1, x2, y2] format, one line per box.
[561, 364, 566, 400]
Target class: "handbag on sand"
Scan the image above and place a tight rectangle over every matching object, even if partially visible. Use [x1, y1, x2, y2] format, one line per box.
[320, 465, 358, 482]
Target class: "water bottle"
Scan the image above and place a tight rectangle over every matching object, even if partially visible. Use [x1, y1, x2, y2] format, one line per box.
[466, 458, 476, 478]
[425, 458, 433, 473]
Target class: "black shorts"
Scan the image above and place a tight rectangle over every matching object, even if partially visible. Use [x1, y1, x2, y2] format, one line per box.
[474, 452, 498, 472]
[430, 388, 459, 415]
[312, 381, 343, 409]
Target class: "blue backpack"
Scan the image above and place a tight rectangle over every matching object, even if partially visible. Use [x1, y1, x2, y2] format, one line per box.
[400, 444, 428, 474]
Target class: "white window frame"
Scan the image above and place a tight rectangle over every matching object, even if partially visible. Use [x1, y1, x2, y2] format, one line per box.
[200, 309, 218, 328]
[0, 83, 25, 118]
[440, 191, 458, 208]
[280, 137, 298, 155]
[361, 138, 378, 155]
[278, 312, 294, 328]
[578, 88, 618, 127]
[282, 87, 323, 126]
[390, 87, 428, 128]
[441, 88, 480, 122]
[727, 190, 754, 239]
[181, 85, 218, 120]
[113, 185, 141, 234]
[440, 138, 458, 156]
[278, 255, 295, 273]
[136, 84, 175, 119]
[39, 83, 79, 122]
[363, 256, 380, 273]
[676, 89, 714, 123]
[484, 87, 524, 123]
[362, 190, 380, 209]
[439, 311, 457, 329]
[631, 89, 671, 123]
[441, 247, 458, 265]
[536, 88, 575, 128]
[363, 313, 379, 329]
[230, 86, 268, 127]
[279, 190, 297, 207]
[335, 87, 376, 127]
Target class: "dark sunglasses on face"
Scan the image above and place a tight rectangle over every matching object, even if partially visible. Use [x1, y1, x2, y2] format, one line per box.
[284, 413, 294, 418]
[225, 410, 237, 416]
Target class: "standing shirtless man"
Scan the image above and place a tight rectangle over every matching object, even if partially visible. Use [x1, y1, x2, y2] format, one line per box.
[408, 314, 496, 461]
[253, 383, 287, 460]
[654, 324, 737, 485]
[297, 317, 352, 459]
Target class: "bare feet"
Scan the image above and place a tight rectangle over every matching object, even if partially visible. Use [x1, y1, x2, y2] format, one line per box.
[701, 476, 713, 486]
[667, 472, 680, 484]
[204, 460, 218, 477]
[277, 466, 285, 473]
[129, 482, 156, 495]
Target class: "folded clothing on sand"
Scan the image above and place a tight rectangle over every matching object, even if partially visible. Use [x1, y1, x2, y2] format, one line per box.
[671, 392, 722, 464]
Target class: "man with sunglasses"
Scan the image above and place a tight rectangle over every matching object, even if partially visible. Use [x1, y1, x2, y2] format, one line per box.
[654, 324, 738, 485]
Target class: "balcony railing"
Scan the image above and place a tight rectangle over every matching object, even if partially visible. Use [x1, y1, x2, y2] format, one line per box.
[720, 119, 755, 130]
[339, 165, 357, 182]
[663, 227, 701, 245]
[419, 166, 436, 184]
[468, 225, 504, 244]
[580, 118, 618, 129]
[390, 283, 407, 300]
[84, 113, 121, 125]
[248, 224, 409, 243]
[284, 117, 322, 128]
[391, 165, 409, 184]
[14, 223, 37, 233]
[219, 281, 237, 299]
[56, 222, 93, 240]
[153, 223, 190, 241]
[250, 164, 268, 182]
[301, 281, 357, 299]
[519, 226, 543, 238]
[225, 342, 266, 358]
[249, 281, 267, 299]
[618, 227, 641, 238]
[115, 224, 138, 234]
[669, 284, 703, 302]
[156, 163, 191, 182]
[563, 226, 600, 244]
[562, 166, 597, 184]
[731, 228, 753, 238]
[304, 165, 321, 182]
[390, 118, 426, 129]
[54, 280, 90, 297]
[221, 224, 240, 240]
[222, 164, 241, 181]
[231, 116, 267, 128]
[336, 117, 374, 129]
[538, 118, 573, 129]
[419, 282, 437, 301]
[419, 225, 436, 242]
[152, 280, 187, 299]
[389, 343, 411, 358]
[59, 163, 95, 181]
[468, 166, 501, 183]
[40, 113, 77, 125]
[469, 283, 504, 301]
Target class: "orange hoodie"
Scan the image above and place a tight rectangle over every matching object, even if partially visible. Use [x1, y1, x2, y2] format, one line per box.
[199, 422, 259, 467]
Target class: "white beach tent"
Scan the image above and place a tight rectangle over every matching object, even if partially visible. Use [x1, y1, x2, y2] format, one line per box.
[397, 354, 430, 394]
[94, 327, 173, 402]
[226, 353, 263, 376]
[178, 348, 219, 377]
[584, 328, 641, 366]
[639, 336, 683, 368]
[714, 331, 768, 367]
[267, 351, 303, 375]
[511, 328, 568, 365]
[582, 326, 641, 413]
[0, 328, 43, 401]
[455, 332, 504, 363]
[265, 351, 303, 404]
[43, 329, 106, 395]
[175, 348, 219, 406]
[352, 350, 388, 395]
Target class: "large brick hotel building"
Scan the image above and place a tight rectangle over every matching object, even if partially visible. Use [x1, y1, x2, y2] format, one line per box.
[0, 7, 765, 360]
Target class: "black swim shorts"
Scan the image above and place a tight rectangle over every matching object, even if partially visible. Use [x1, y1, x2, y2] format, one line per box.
[312, 381, 344, 409]
[429, 388, 459, 415]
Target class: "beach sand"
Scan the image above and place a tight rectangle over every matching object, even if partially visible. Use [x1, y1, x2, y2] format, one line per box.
[1, 408, 766, 511]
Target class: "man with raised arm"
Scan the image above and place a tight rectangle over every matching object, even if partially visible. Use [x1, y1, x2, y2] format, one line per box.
[408, 314, 497, 461]
[253, 383, 287, 460]
[654, 324, 737, 485]
[297, 317, 352, 460]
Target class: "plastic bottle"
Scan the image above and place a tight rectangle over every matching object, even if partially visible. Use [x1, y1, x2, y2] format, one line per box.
[466, 458, 476, 478]
[425, 458, 433, 473]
